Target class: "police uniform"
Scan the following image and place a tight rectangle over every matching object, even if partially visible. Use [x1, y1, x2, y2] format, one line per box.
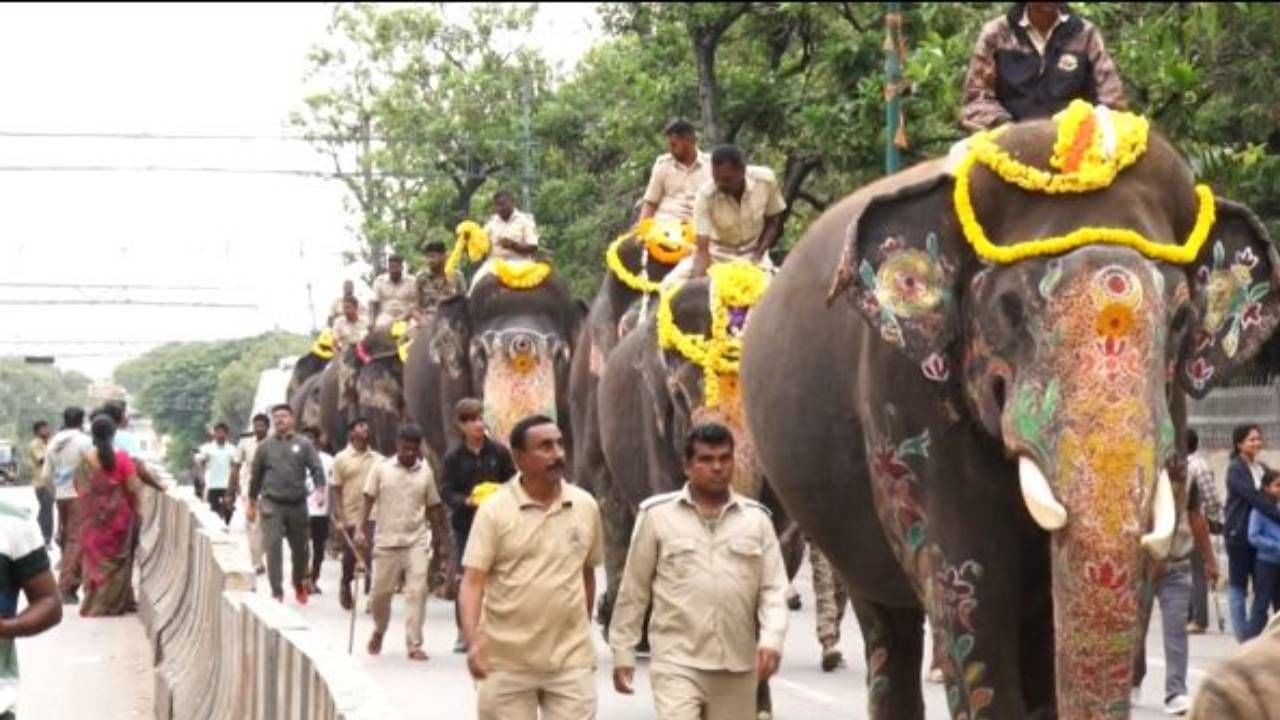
[608, 485, 789, 720]
[809, 542, 849, 662]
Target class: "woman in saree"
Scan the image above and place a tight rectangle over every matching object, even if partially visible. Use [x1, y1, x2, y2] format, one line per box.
[79, 415, 143, 616]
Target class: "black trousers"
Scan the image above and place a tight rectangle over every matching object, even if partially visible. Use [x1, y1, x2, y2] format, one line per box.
[207, 489, 232, 525]
[261, 498, 309, 596]
[1188, 546, 1209, 628]
[35, 486, 54, 546]
[309, 515, 330, 582]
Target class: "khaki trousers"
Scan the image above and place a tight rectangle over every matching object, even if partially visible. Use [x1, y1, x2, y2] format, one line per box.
[370, 543, 429, 651]
[650, 662, 756, 720]
[475, 667, 596, 720]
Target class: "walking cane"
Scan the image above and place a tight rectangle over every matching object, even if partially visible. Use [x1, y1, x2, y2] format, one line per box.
[335, 524, 366, 655]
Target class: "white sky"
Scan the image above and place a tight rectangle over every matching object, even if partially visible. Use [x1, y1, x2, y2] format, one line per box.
[0, 2, 598, 380]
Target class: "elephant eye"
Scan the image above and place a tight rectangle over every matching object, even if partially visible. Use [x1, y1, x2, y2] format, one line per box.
[997, 292, 1025, 331]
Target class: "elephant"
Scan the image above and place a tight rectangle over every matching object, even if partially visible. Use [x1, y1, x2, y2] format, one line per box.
[404, 268, 584, 466]
[596, 271, 803, 717]
[286, 345, 332, 402]
[567, 221, 687, 620]
[740, 108, 1280, 719]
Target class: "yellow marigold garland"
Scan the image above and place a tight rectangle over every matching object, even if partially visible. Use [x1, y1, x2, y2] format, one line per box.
[604, 219, 695, 294]
[657, 261, 769, 409]
[494, 259, 552, 290]
[470, 481, 503, 505]
[446, 220, 490, 275]
[635, 218, 695, 265]
[954, 100, 1216, 265]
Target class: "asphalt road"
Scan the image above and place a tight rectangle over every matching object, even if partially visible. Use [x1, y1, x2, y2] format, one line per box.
[237, 514, 1242, 720]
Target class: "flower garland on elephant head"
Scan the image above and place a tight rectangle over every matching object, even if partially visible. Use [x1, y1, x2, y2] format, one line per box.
[493, 259, 553, 290]
[604, 217, 695, 295]
[953, 99, 1215, 266]
[657, 261, 770, 409]
[446, 220, 490, 276]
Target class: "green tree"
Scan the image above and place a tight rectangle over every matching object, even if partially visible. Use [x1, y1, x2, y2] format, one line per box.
[0, 359, 92, 478]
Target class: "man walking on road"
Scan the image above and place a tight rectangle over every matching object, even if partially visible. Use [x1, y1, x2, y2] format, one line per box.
[26, 421, 52, 548]
[357, 423, 444, 660]
[810, 542, 849, 672]
[441, 398, 515, 653]
[460, 415, 603, 720]
[0, 493, 62, 720]
[196, 423, 236, 525]
[609, 422, 789, 719]
[331, 418, 381, 611]
[43, 407, 90, 604]
[230, 413, 270, 574]
[247, 405, 326, 605]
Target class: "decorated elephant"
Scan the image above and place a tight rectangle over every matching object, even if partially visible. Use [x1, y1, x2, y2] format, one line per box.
[740, 101, 1280, 719]
[596, 262, 800, 717]
[404, 262, 584, 465]
[286, 330, 336, 401]
[567, 219, 692, 607]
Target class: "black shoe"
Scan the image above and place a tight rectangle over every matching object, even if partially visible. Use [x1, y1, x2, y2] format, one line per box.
[821, 647, 843, 672]
[453, 638, 467, 654]
[63, 591, 79, 606]
[787, 594, 802, 611]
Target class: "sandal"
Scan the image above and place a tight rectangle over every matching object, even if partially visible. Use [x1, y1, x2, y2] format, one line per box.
[367, 631, 383, 655]
[407, 648, 429, 661]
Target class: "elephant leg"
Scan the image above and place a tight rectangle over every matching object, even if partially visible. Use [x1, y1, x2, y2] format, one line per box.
[597, 488, 634, 635]
[849, 596, 925, 720]
[1018, 554, 1056, 718]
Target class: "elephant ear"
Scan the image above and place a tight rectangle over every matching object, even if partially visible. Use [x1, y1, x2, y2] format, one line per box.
[828, 169, 968, 381]
[1181, 198, 1280, 398]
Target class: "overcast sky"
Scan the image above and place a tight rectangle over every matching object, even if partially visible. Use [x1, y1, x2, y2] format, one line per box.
[0, 2, 598, 380]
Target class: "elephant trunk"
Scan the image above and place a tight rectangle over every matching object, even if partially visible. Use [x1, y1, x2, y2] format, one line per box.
[482, 353, 559, 451]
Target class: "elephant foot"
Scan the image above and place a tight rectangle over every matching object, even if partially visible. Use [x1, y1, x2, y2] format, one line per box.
[596, 591, 614, 631]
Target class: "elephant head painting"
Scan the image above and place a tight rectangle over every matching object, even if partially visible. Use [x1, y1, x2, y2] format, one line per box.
[405, 268, 583, 463]
[741, 102, 1280, 719]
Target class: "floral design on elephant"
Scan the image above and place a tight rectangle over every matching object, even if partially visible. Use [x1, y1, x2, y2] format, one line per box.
[1198, 240, 1272, 359]
[924, 545, 994, 720]
[866, 424, 930, 586]
[856, 231, 955, 360]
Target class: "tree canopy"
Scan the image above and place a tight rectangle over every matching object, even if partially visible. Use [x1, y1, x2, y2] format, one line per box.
[114, 331, 309, 469]
[0, 359, 92, 476]
[295, 2, 1280, 300]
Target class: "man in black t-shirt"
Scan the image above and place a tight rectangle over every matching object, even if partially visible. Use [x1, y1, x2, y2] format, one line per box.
[440, 398, 515, 653]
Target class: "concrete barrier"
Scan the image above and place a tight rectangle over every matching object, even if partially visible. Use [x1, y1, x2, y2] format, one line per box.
[138, 476, 395, 720]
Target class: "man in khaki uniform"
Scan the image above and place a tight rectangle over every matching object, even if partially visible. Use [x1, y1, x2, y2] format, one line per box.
[229, 413, 271, 575]
[664, 145, 786, 287]
[331, 296, 369, 351]
[472, 190, 540, 290]
[331, 417, 382, 611]
[27, 421, 52, 546]
[460, 415, 602, 720]
[639, 119, 710, 222]
[356, 423, 443, 660]
[609, 422, 789, 719]
[369, 254, 417, 329]
[414, 240, 465, 324]
[327, 279, 359, 328]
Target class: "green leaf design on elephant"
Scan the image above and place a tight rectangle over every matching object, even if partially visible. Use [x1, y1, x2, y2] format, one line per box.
[904, 522, 926, 552]
[950, 633, 975, 662]
[1039, 259, 1064, 299]
[896, 429, 930, 459]
[1011, 378, 1060, 461]
[868, 675, 890, 700]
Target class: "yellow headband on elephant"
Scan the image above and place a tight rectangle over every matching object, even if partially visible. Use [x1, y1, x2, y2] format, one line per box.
[953, 100, 1216, 265]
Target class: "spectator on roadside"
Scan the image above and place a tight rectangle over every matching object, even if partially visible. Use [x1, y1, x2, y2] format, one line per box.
[229, 413, 271, 575]
[1131, 451, 1218, 715]
[1187, 429, 1224, 634]
[961, 2, 1126, 132]
[460, 415, 602, 720]
[356, 423, 443, 660]
[0, 490, 62, 718]
[247, 405, 326, 605]
[330, 418, 382, 612]
[27, 421, 53, 547]
[609, 422, 788, 717]
[78, 415, 145, 617]
[1246, 469, 1280, 640]
[196, 423, 236, 525]
[98, 401, 164, 493]
[1224, 424, 1279, 641]
[43, 406, 90, 605]
[301, 427, 335, 596]
[441, 398, 515, 654]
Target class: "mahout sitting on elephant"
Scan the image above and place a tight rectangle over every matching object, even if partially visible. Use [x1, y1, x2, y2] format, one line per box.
[741, 100, 1280, 719]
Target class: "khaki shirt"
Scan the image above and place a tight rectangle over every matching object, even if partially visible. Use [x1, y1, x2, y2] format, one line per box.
[331, 314, 368, 350]
[643, 151, 711, 221]
[232, 435, 262, 500]
[363, 455, 441, 549]
[371, 273, 417, 325]
[463, 477, 603, 673]
[332, 445, 382, 523]
[484, 210, 539, 261]
[27, 437, 47, 489]
[415, 267, 465, 315]
[609, 484, 789, 673]
[692, 165, 786, 252]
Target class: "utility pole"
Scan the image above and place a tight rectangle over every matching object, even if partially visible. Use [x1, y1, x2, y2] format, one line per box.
[884, 2, 907, 175]
[520, 70, 535, 226]
[301, 240, 317, 334]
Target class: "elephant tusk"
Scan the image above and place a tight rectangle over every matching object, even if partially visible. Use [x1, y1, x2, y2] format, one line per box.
[1018, 456, 1068, 531]
[1141, 470, 1176, 560]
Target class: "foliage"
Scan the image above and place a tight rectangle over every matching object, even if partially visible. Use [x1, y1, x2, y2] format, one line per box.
[0, 359, 92, 478]
[114, 332, 309, 469]
[297, 2, 1280, 300]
